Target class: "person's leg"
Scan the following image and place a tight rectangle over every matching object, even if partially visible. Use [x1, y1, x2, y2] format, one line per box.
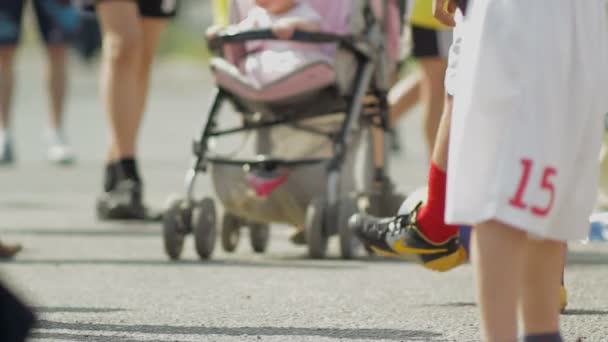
[96, 0, 175, 220]
[520, 238, 564, 337]
[96, 1, 149, 219]
[418, 57, 447, 155]
[44, 44, 76, 163]
[472, 220, 526, 341]
[45, 45, 67, 131]
[97, 2, 143, 163]
[33, 0, 80, 163]
[105, 17, 166, 190]
[350, 94, 466, 270]
[0, 238, 22, 258]
[371, 72, 422, 183]
[0, 46, 17, 162]
[104, 17, 166, 186]
[0, 1, 23, 164]
[132, 17, 167, 146]
[388, 74, 422, 125]
[0, 46, 16, 131]
[412, 95, 459, 243]
[430, 95, 451, 169]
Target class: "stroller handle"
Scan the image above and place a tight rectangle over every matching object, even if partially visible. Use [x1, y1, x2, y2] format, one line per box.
[208, 29, 351, 49]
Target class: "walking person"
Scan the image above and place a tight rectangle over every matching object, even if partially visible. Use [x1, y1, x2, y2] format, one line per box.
[89, 0, 178, 220]
[0, 0, 80, 165]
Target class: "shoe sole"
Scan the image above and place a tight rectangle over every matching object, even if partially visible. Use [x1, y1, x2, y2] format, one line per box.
[97, 200, 151, 221]
[420, 246, 468, 272]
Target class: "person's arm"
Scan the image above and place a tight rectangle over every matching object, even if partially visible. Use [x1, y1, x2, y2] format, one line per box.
[205, 13, 257, 39]
[272, 18, 321, 40]
[432, 0, 458, 27]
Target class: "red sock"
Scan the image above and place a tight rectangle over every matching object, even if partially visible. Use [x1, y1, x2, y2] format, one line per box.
[415, 162, 459, 243]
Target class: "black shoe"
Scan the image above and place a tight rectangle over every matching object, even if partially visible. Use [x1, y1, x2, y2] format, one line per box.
[289, 230, 307, 245]
[97, 180, 158, 221]
[0, 138, 15, 166]
[0, 241, 22, 259]
[349, 205, 467, 271]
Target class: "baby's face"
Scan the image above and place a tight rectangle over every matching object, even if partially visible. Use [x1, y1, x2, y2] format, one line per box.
[255, 0, 296, 14]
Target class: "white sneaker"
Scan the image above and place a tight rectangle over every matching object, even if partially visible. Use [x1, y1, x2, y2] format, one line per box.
[47, 129, 76, 165]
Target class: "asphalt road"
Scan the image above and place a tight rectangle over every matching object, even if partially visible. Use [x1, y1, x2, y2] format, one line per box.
[1, 50, 607, 342]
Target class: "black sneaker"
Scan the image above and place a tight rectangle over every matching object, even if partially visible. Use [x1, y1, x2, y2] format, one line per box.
[289, 230, 307, 245]
[96, 180, 159, 221]
[0, 138, 15, 166]
[349, 205, 467, 271]
[0, 240, 22, 259]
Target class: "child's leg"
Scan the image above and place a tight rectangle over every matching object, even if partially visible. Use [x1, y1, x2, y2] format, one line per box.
[414, 95, 459, 243]
[429, 95, 452, 170]
[520, 239, 564, 336]
[350, 95, 465, 271]
[472, 220, 527, 341]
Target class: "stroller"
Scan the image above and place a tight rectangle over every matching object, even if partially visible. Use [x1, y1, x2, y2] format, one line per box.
[162, 0, 406, 260]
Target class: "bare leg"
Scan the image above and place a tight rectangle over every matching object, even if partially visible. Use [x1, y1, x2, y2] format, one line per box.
[0, 46, 17, 130]
[472, 220, 526, 341]
[131, 18, 167, 142]
[371, 125, 385, 173]
[0, 238, 22, 258]
[388, 74, 421, 125]
[97, 2, 143, 161]
[372, 74, 423, 174]
[521, 239, 564, 335]
[418, 57, 447, 156]
[431, 95, 452, 170]
[45, 45, 67, 130]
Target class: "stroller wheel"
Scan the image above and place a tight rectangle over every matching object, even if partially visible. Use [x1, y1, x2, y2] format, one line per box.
[162, 196, 189, 260]
[338, 196, 362, 260]
[192, 198, 217, 260]
[249, 223, 270, 254]
[221, 213, 241, 253]
[306, 197, 328, 259]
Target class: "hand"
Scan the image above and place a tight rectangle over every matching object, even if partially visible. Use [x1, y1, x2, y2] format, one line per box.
[432, 0, 458, 27]
[272, 20, 297, 40]
[206, 25, 224, 40]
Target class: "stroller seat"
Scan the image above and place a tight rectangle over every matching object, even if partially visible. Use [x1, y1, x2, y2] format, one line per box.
[210, 56, 336, 103]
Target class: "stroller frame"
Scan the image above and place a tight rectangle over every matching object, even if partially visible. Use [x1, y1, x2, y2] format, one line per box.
[163, 1, 401, 261]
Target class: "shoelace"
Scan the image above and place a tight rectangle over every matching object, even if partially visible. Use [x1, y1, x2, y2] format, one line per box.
[376, 202, 424, 238]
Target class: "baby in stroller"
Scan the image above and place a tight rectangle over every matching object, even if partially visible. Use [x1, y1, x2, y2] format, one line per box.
[206, 0, 330, 87]
[162, 0, 405, 261]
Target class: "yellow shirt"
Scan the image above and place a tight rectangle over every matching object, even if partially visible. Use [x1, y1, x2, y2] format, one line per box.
[212, 0, 230, 25]
[410, 0, 449, 30]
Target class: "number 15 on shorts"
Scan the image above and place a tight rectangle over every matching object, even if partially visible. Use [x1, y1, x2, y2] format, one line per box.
[509, 159, 557, 217]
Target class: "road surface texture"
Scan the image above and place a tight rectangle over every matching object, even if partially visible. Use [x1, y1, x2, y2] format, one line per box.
[1, 50, 607, 342]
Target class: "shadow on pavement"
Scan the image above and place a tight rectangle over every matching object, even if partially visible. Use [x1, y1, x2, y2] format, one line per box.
[566, 251, 608, 266]
[562, 309, 608, 316]
[0, 201, 59, 210]
[423, 302, 476, 308]
[6, 258, 362, 270]
[34, 320, 445, 341]
[0, 228, 159, 237]
[34, 307, 126, 314]
[31, 332, 165, 342]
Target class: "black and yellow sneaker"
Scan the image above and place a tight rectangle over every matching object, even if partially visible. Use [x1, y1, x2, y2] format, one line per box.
[560, 285, 568, 313]
[349, 206, 467, 272]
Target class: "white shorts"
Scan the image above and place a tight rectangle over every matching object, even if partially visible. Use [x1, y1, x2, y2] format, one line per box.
[445, 0, 608, 240]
